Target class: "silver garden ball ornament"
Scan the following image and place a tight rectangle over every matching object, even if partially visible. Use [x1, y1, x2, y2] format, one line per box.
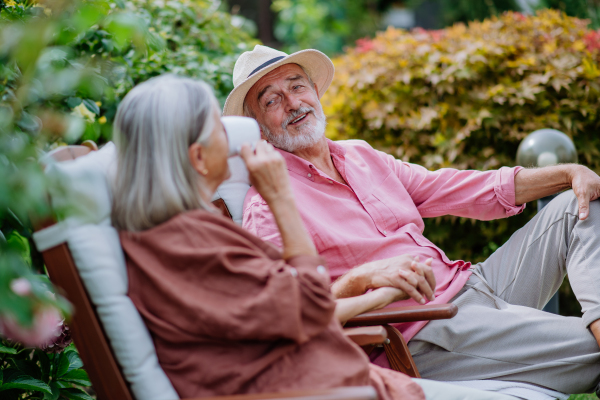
[516, 129, 578, 168]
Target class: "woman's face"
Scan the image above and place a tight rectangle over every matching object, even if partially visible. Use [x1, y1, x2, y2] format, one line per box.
[190, 106, 231, 200]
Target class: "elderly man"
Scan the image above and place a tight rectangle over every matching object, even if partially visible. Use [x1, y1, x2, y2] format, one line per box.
[223, 45, 600, 395]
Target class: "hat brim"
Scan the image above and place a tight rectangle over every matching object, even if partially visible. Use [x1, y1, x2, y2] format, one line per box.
[222, 49, 334, 116]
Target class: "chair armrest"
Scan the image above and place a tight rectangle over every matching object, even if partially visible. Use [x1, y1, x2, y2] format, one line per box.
[344, 304, 458, 327]
[343, 326, 387, 346]
[186, 386, 378, 400]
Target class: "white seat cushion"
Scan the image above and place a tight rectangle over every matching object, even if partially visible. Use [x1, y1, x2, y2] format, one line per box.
[212, 156, 251, 225]
[33, 143, 179, 400]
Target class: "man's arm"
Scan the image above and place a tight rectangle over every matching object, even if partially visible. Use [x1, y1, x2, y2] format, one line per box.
[374, 148, 525, 220]
[514, 164, 600, 220]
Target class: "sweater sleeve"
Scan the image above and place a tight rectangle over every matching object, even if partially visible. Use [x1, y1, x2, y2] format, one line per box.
[125, 213, 334, 345]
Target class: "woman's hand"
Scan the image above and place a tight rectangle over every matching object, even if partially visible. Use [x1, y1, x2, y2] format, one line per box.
[240, 141, 317, 259]
[240, 141, 293, 204]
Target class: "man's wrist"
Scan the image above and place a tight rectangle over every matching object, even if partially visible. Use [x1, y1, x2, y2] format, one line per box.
[564, 164, 584, 186]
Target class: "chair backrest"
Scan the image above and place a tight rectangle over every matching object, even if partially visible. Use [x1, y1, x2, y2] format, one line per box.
[33, 143, 179, 400]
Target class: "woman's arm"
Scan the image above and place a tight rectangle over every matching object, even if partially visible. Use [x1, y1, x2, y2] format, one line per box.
[334, 287, 406, 325]
[241, 141, 316, 260]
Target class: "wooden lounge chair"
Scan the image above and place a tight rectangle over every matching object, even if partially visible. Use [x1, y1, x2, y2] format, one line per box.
[32, 143, 456, 400]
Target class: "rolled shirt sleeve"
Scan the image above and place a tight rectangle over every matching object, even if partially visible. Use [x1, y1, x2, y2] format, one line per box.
[377, 151, 526, 220]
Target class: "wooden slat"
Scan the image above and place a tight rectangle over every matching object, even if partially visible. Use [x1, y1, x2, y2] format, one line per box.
[343, 326, 387, 347]
[345, 304, 458, 327]
[382, 325, 420, 379]
[45, 145, 92, 162]
[41, 244, 134, 400]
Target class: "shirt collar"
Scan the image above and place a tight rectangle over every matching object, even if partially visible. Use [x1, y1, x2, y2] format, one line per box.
[275, 139, 346, 177]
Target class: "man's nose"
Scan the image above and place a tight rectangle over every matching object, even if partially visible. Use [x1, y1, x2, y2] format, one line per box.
[284, 94, 303, 112]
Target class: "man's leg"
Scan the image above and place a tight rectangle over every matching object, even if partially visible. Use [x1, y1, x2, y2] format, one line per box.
[412, 379, 515, 400]
[409, 190, 600, 394]
[475, 190, 600, 335]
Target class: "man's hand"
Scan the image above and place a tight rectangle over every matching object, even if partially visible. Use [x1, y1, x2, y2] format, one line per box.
[569, 165, 600, 220]
[331, 255, 436, 305]
[515, 165, 600, 220]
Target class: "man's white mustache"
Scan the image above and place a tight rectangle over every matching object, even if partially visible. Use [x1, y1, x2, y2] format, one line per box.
[283, 107, 314, 128]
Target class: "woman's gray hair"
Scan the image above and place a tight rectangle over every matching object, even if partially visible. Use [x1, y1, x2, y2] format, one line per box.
[111, 74, 219, 232]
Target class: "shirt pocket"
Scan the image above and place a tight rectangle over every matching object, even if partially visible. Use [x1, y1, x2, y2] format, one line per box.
[369, 173, 402, 234]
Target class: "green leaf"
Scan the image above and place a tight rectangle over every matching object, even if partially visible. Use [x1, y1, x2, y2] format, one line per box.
[46, 381, 60, 400]
[58, 369, 91, 387]
[82, 99, 99, 115]
[0, 344, 17, 354]
[0, 374, 52, 394]
[59, 388, 94, 400]
[66, 97, 82, 108]
[56, 350, 83, 378]
[54, 352, 69, 378]
[0, 370, 3, 386]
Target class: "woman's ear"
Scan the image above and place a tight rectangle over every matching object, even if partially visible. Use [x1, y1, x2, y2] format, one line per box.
[188, 143, 208, 176]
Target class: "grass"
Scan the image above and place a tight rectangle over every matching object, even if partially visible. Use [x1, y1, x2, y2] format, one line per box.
[568, 395, 597, 399]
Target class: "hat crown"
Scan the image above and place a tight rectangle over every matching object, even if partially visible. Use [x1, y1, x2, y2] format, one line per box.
[232, 45, 288, 88]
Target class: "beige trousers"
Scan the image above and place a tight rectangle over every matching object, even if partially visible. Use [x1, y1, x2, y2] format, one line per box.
[409, 190, 600, 395]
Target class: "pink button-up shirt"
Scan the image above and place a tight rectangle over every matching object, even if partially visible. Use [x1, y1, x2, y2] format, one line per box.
[243, 139, 524, 342]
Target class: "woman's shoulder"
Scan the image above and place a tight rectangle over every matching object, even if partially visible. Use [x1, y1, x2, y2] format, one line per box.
[119, 209, 281, 259]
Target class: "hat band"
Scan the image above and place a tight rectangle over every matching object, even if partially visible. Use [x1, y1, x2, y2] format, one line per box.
[247, 56, 286, 78]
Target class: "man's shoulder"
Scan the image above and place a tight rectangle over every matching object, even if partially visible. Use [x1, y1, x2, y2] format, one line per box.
[243, 187, 268, 211]
[333, 139, 375, 151]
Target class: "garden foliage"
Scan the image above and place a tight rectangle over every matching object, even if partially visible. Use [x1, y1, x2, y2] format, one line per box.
[272, 0, 380, 56]
[0, 342, 92, 400]
[323, 10, 600, 314]
[0, 0, 256, 396]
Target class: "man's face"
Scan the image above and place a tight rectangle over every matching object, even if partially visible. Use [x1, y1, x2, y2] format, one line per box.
[244, 64, 326, 152]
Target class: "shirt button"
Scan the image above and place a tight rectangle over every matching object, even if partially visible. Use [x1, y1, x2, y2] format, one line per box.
[328, 180, 333, 184]
[307, 173, 312, 178]
[316, 265, 327, 274]
[289, 267, 298, 277]
[383, 230, 387, 234]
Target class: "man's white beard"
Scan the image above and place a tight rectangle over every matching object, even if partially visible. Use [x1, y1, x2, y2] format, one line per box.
[261, 106, 326, 153]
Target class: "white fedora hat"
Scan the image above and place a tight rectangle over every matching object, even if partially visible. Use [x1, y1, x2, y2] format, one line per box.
[223, 45, 334, 116]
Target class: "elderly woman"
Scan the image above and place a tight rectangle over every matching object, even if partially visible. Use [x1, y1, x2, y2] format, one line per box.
[111, 75, 511, 400]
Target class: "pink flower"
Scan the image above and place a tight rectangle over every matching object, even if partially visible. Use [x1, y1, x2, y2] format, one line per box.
[584, 30, 600, 52]
[0, 307, 62, 347]
[10, 278, 32, 296]
[355, 38, 375, 53]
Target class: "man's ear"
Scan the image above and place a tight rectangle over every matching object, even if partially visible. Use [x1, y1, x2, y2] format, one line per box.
[314, 84, 319, 98]
[188, 142, 207, 175]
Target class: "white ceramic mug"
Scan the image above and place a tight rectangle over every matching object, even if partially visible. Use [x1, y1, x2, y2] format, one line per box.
[221, 116, 261, 157]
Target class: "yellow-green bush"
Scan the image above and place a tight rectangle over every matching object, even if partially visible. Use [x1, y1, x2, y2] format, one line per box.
[323, 10, 600, 316]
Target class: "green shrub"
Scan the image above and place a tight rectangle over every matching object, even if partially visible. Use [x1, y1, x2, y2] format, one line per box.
[0, 0, 257, 396]
[323, 10, 600, 316]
